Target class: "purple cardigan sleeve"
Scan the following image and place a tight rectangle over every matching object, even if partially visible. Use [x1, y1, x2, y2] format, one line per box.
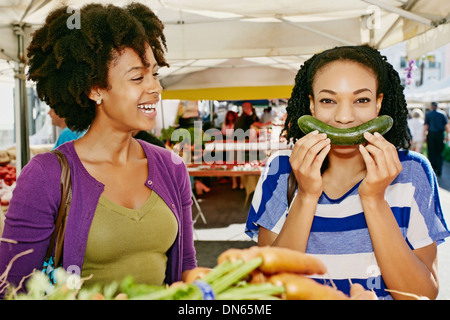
[0, 153, 60, 289]
[179, 161, 197, 275]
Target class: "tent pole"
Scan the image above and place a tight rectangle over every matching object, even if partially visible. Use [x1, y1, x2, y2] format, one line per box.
[361, 0, 435, 27]
[160, 98, 165, 129]
[13, 23, 30, 173]
[209, 100, 213, 123]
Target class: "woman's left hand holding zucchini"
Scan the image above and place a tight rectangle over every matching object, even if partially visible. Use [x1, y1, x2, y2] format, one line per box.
[358, 131, 402, 202]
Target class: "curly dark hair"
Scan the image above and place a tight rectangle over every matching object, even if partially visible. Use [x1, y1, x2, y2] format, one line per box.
[27, 2, 168, 132]
[284, 45, 411, 151]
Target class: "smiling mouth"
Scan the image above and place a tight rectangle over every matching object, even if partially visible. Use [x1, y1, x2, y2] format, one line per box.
[137, 103, 157, 113]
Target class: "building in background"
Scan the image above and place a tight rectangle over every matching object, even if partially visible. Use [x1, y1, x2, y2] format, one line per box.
[381, 42, 450, 89]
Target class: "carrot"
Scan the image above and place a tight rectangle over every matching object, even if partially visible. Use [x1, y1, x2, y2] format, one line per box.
[217, 247, 260, 264]
[169, 281, 185, 288]
[269, 273, 348, 300]
[248, 270, 271, 284]
[184, 267, 212, 283]
[90, 293, 105, 300]
[217, 249, 244, 264]
[257, 246, 327, 275]
[350, 283, 378, 300]
[218, 246, 327, 275]
[114, 293, 128, 300]
[351, 290, 378, 300]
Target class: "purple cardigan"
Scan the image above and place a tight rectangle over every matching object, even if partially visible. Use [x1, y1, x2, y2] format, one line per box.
[0, 139, 197, 289]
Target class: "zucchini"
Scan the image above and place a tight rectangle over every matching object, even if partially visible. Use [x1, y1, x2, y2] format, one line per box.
[297, 115, 393, 146]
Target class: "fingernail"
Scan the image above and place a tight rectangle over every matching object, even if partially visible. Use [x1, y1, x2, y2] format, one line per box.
[364, 132, 372, 138]
[311, 130, 319, 135]
[374, 132, 381, 137]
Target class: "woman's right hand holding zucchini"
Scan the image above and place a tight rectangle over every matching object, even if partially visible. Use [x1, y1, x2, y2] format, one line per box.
[267, 131, 331, 251]
[289, 130, 331, 200]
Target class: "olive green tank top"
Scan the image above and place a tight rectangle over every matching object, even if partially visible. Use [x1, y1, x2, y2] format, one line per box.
[81, 191, 178, 287]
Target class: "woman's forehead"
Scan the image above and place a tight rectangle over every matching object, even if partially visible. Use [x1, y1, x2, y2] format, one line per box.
[312, 60, 378, 90]
[109, 46, 156, 73]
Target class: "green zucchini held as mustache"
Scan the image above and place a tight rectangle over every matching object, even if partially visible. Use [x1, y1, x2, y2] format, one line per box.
[297, 115, 394, 146]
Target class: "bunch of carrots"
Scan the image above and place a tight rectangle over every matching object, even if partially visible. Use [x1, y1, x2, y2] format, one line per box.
[185, 246, 378, 300]
[3, 246, 378, 300]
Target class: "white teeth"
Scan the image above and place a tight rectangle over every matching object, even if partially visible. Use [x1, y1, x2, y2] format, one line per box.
[138, 104, 156, 113]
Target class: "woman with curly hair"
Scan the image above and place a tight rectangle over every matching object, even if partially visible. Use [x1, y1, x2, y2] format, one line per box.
[245, 45, 449, 299]
[0, 3, 196, 291]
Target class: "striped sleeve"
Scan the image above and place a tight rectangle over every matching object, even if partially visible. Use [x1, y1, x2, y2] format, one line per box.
[245, 150, 292, 241]
[399, 151, 450, 247]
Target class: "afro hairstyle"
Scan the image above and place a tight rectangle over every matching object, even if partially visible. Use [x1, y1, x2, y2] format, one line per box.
[27, 2, 168, 132]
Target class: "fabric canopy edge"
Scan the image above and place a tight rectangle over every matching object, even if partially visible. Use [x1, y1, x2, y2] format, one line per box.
[161, 85, 294, 100]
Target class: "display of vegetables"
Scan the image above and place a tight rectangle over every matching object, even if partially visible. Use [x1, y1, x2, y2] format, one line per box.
[2, 246, 380, 300]
[0, 164, 16, 207]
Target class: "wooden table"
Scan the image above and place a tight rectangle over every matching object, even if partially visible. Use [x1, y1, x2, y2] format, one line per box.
[203, 140, 289, 152]
[187, 164, 263, 177]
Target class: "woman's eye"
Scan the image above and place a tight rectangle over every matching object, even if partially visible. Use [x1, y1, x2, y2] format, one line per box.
[153, 72, 159, 78]
[320, 98, 335, 104]
[132, 76, 144, 81]
[356, 98, 371, 104]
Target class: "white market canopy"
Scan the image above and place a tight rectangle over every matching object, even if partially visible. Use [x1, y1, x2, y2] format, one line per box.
[1, 0, 450, 97]
[0, 0, 449, 168]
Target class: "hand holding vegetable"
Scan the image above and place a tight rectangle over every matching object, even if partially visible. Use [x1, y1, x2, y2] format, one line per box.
[358, 131, 402, 202]
[290, 130, 331, 199]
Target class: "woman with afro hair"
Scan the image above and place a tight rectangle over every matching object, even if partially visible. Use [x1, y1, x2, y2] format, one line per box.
[0, 3, 197, 291]
[245, 45, 449, 299]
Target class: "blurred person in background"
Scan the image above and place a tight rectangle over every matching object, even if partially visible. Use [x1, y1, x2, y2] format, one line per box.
[260, 106, 274, 125]
[221, 110, 238, 139]
[407, 108, 424, 154]
[48, 108, 85, 149]
[423, 102, 449, 177]
[132, 130, 165, 148]
[234, 102, 264, 133]
[221, 110, 240, 189]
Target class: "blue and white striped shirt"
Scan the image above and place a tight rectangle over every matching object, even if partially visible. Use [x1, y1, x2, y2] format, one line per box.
[245, 149, 449, 299]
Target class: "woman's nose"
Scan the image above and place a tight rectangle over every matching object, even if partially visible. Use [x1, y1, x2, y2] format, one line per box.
[334, 103, 354, 125]
[146, 76, 162, 95]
